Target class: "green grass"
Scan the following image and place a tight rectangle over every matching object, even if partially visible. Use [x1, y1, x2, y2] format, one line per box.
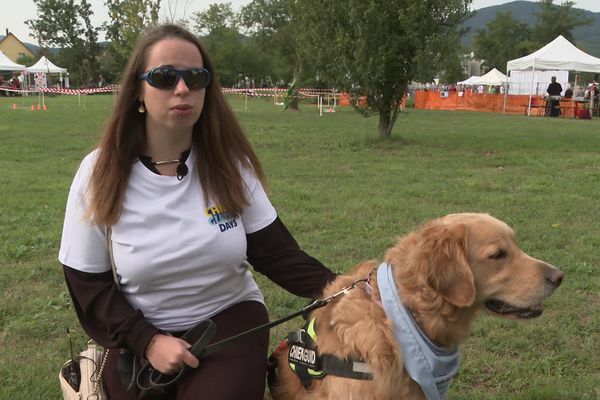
[1, 94, 599, 399]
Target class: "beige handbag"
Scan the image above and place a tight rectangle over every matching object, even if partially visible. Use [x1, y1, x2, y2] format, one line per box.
[59, 340, 109, 400]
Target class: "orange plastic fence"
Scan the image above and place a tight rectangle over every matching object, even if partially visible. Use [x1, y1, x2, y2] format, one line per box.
[414, 90, 539, 115]
[339, 93, 367, 107]
[339, 93, 405, 108]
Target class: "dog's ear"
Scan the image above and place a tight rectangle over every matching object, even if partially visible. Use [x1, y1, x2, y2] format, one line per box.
[420, 223, 475, 308]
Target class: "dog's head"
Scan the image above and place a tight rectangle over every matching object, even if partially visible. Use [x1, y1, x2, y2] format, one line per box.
[385, 213, 564, 344]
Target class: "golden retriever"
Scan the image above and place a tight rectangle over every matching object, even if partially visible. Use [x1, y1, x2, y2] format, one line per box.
[269, 213, 564, 400]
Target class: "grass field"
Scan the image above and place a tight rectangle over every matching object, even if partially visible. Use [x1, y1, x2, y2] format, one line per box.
[0, 93, 599, 399]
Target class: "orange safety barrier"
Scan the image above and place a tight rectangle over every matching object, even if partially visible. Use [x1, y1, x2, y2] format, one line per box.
[339, 93, 406, 109]
[414, 91, 547, 115]
[339, 92, 367, 107]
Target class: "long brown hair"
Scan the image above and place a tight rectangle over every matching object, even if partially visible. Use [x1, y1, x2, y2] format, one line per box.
[88, 24, 266, 226]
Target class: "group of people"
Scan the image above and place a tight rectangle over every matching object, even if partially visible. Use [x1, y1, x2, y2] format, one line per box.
[546, 76, 599, 117]
[59, 23, 336, 399]
[0, 74, 21, 95]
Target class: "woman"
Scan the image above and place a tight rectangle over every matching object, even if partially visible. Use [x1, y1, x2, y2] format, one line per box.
[59, 23, 336, 399]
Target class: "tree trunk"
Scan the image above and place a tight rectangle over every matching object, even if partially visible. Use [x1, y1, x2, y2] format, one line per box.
[378, 106, 400, 137]
[287, 54, 302, 111]
[378, 111, 391, 137]
[288, 95, 300, 111]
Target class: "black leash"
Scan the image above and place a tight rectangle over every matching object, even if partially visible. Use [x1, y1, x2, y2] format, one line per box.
[136, 273, 373, 391]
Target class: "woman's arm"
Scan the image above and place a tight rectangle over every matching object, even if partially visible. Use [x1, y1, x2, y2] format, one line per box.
[246, 217, 337, 298]
[63, 265, 159, 358]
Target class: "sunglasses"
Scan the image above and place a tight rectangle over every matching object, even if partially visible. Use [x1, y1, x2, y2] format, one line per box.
[139, 67, 211, 90]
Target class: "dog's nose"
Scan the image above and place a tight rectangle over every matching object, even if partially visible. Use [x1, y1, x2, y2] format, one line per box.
[546, 269, 564, 287]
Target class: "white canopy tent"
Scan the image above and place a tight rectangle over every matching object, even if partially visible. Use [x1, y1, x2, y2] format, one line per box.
[25, 56, 67, 73]
[457, 75, 480, 85]
[505, 35, 600, 114]
[24, 56, 68, 107]
[470, 68, 507, 86]
[0, 50, 25, 71]
[507, 35, 600, 72]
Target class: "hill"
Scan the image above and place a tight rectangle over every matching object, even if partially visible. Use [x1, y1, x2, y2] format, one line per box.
[462, 0, 600, 57]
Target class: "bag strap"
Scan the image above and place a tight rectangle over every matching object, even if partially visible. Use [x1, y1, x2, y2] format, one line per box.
[90, 341, 110, 397]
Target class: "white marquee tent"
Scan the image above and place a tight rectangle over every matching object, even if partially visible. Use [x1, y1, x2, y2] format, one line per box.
[25, 56, 67, 73]
[457, 75, 480, 85]
[0, 50, 25, 71]
[470, 68, 507, 86]
[21, 56, 69, 107]
[505, 35, 600, 114]
[24, 56, 68, 93]
[507, 35, 600, 72]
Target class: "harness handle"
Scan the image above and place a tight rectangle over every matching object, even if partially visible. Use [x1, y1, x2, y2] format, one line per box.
[136, 271, 374, 391]
[136, 319, 217, 391]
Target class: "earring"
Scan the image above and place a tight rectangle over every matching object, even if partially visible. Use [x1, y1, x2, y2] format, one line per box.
[138, 103, 146, 113]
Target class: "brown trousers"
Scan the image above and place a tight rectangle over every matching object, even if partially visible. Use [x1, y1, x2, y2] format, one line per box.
[103, 301, 270, 399]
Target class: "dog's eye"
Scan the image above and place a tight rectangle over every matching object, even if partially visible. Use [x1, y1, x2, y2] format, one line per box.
[489, 249, 506, 260]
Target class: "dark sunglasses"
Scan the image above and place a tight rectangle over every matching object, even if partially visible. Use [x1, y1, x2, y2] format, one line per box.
[139, 67, 211, 90]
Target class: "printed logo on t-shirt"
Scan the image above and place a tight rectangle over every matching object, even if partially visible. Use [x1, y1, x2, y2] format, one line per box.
[205, 205, 238, 232]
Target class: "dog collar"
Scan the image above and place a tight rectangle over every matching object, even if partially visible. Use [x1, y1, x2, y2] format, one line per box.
[377, 263, 460, 400]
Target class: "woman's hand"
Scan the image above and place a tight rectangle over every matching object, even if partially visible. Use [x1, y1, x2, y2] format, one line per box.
[145, 334, 199, 374]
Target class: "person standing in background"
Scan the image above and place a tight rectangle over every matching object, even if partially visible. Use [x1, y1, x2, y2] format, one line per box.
[546, 76, 562, 117]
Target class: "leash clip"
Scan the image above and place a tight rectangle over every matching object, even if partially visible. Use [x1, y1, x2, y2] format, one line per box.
[322, 269, 375, 303]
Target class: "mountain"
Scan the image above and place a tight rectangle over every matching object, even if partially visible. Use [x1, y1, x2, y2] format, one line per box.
[461, 0, 600, 57]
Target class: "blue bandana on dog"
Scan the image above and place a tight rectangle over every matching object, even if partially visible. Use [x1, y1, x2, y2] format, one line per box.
[377, 263, 460, 400]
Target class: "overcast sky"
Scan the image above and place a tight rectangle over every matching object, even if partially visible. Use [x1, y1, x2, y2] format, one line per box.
[1, 0, 599, 45]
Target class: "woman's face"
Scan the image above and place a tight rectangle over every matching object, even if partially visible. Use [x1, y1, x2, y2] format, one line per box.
[139, 38, 207, 135]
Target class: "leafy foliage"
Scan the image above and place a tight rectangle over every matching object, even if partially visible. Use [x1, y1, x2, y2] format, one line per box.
[193, 2, 238, 36]
[25, 0, 101, 86]
[474, 11, 531, 73]
[102, 0, 161, 81]
[530, 0, 593, 48]
[296, 0, 472, 136]
[192, 4, 248, 87]
[240, 0, 318, 110]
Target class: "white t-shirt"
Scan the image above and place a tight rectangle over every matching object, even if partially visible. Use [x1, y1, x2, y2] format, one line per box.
[59, 149, 277, 331]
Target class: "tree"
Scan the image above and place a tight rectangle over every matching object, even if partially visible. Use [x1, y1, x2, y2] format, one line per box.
[531, 0, 593, 48]
[473, 11, 531, 73]
[192, 3, 247, 86]
[439, 53, 467, 84]
[240, 0, 308, 110]
[103, 0, 161, 78]
[26, 0, 100, 86]
[297, 0, 472, 137]
[193, 3, 237, 35]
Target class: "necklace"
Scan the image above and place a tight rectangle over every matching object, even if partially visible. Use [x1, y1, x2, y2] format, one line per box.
[151, 159, 181, 166]
[140, 149, 191, 181]
[150, 158, 188, 181]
